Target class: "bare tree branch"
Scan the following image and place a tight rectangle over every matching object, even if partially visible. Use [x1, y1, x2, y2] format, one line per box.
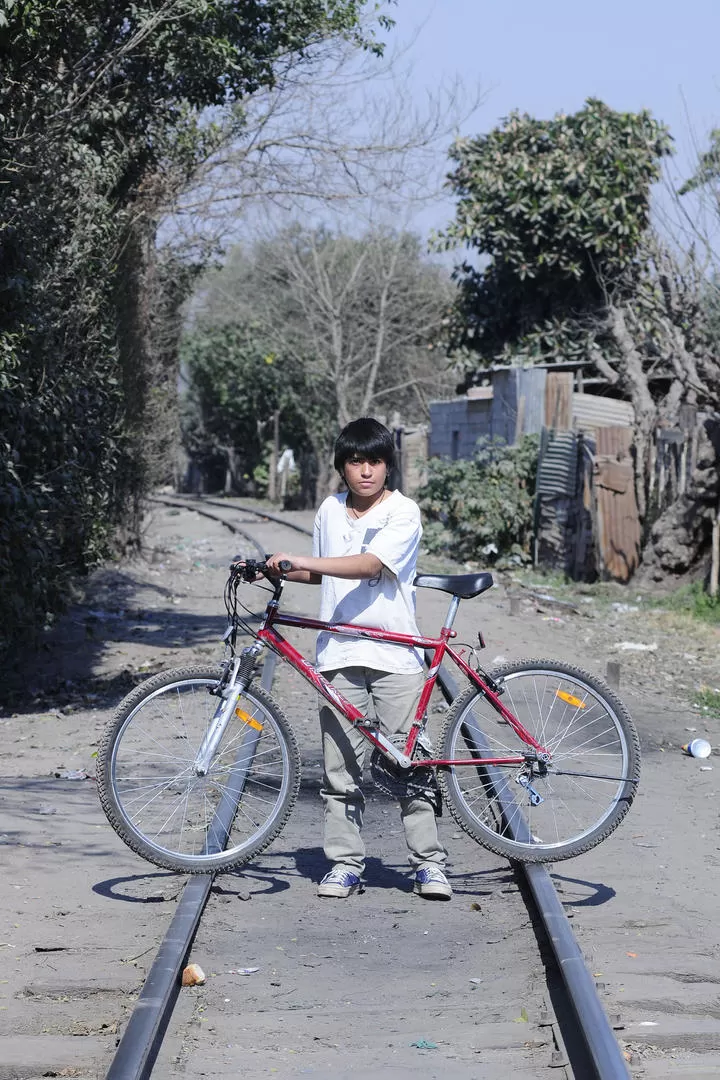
[160, 37, 484, 250]
[189, 224, 456, 493]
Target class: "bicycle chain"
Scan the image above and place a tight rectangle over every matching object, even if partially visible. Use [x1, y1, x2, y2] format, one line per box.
[369, 733, 442, 813]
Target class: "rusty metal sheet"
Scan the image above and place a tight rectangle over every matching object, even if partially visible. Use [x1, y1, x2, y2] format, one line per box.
[595, 461, 630, 495]
[545, 371, 573, 429]
[596, 426, 633, 457]
[573, 393, 635, 430]
[593, 427, 640, 581]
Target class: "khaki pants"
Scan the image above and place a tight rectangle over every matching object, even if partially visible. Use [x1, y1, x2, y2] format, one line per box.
[319, 667, 447, 876]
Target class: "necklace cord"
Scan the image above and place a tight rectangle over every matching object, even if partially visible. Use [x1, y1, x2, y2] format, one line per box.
[347, 488, 388, 519]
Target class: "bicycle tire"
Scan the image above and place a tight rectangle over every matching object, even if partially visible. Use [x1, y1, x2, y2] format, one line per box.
[437, 659, 640, 863]
[97, 665, 300, 873]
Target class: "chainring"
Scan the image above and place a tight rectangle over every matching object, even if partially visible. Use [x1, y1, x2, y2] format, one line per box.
[370, 733, 440, 803]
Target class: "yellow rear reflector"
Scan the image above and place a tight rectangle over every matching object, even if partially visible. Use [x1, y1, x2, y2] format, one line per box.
[556, 690, 586, 709]
[236, 708, 264, 731]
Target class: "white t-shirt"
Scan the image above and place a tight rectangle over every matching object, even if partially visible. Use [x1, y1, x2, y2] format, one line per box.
[313, 489, 423, 674]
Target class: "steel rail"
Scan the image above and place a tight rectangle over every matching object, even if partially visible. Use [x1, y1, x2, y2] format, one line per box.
[105, 654, 277, 1080]
[154, 492, 315, 538]
[147, 495, 268, 558]
[194, 496, 315, 537]
[429, 656, 631, 1080]
[107, 499, 628, 1079]
[105, 499, 303, 1078]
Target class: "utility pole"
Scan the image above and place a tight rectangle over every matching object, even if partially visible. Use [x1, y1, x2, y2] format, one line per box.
[268, 409, 280, 503]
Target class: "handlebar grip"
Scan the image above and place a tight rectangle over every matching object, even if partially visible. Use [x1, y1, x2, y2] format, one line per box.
[278, 559, 292, 574]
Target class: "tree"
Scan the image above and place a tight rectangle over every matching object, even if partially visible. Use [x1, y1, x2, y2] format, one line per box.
[437, 98, 673, 370]
[0, 0, 387, 653]
[439, 100, 720, 583]
[169, 41, 480, 246]
[679, 128, 720, 212]
[180, 323, 312, 497]
[634, 131, 720, 592]
[188, 225, 456, 497]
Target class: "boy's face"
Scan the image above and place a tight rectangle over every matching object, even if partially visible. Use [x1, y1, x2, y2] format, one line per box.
[343, 456, 388, 499]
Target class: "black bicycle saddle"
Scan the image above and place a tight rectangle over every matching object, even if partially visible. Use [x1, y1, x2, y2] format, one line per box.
[413, 572, 494, 599]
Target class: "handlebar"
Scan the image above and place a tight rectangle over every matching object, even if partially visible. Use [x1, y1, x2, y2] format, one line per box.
[232, 557, 292, 582]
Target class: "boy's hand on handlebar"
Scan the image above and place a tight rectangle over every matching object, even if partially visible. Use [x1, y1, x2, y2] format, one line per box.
[265, 552, 298, 576]
[230, 555, 294, 581]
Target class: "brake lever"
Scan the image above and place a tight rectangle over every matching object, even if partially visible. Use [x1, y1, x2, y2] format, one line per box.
[229, 557, 291, 582]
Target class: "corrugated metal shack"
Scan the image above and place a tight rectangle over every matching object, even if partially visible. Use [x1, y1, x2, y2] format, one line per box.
[429, 365, 645, 581]
[429, 367, 548, 456]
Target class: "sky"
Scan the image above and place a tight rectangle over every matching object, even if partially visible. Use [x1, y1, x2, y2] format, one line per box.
[179, 0, 720, 255]
[384, 0, 720, 238]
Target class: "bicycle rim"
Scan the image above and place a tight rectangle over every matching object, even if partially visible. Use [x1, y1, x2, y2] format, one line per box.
[439, 661, 640, 862]
[105, 674, 296, 871]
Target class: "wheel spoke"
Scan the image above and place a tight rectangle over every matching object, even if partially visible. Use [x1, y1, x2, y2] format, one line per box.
[438, 663, 640, 862]
[98, 670, 299, 872]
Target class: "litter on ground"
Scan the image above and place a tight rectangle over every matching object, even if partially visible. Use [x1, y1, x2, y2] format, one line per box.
[613, 642, 658, 652]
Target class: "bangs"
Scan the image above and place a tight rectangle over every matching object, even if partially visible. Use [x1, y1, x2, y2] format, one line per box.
[334, 418, 395, 473]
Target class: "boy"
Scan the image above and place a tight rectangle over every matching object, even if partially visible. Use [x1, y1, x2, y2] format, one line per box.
[266, 417, 450, 901]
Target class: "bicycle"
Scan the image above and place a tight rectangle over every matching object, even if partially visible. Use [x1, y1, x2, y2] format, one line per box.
[97, 560, 641, 874]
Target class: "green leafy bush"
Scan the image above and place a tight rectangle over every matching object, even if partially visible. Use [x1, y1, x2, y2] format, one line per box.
[418, 435, 539, 565]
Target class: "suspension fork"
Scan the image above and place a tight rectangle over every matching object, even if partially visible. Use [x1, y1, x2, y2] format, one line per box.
[192, 643, 263, 777]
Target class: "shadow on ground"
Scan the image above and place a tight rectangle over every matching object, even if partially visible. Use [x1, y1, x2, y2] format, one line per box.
[1, 563, 228, 713]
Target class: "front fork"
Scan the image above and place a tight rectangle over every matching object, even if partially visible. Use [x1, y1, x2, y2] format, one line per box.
[192, 644, 263, 777]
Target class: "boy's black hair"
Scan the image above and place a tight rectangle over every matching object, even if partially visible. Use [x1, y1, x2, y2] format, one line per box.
[334, 417, 395, 474]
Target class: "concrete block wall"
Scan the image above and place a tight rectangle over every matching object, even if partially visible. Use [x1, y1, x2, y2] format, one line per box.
[430, 368, 548, 461]
[428, 398, 492, 459]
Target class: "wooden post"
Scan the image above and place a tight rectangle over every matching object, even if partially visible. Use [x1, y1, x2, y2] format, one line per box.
[514, 395, 526, 443]
[268, 409, 280, 504]
[605, 661, 621, 691]
[710, 499, 720, 599]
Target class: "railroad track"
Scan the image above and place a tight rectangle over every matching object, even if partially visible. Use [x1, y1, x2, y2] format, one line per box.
[100, 496, 632, 1080]
[1, 496, 637, 1079]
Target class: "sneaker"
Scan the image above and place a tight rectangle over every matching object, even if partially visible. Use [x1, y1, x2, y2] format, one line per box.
[317, 867, 364, 898]
[414, 863, 452, 900]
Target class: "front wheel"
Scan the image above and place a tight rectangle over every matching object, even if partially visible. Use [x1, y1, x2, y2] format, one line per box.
[97, 665, 300, 873]
[437, 659, 640, 863]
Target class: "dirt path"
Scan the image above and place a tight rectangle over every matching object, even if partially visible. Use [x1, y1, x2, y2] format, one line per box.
[2, 500, 720, 1078]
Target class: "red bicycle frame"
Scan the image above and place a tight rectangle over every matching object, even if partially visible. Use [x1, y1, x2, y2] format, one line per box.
[255, 597, 549, 769]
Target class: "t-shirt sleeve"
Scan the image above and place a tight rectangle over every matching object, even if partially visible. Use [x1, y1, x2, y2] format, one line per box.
[365, 502, 422, 579]
[312, 507, 322, 558]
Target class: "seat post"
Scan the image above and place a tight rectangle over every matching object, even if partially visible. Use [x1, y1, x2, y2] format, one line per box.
[442, 595, 461, 633]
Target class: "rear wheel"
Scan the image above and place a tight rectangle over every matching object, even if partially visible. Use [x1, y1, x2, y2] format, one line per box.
[97, 666, 300, 873]
[437, 659, 640, 862]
